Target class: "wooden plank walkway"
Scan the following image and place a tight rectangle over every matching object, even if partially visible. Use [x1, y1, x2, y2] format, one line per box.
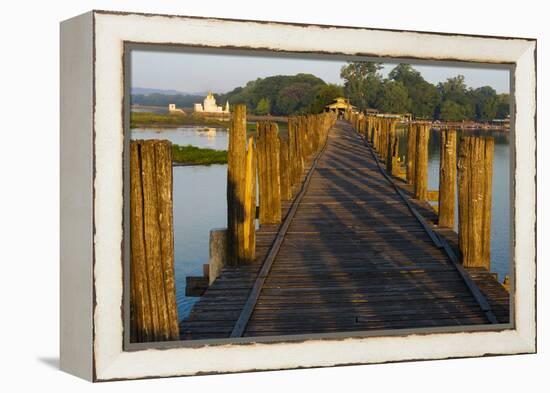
[180, 120, 509, 340]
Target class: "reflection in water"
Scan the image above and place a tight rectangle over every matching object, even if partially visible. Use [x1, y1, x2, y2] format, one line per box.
[133, 126, 228, 150]
[397, 128, 510, 280]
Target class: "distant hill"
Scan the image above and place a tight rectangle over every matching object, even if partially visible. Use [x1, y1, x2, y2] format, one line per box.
[131, 74, 341, 116]
[131, 87, 187, 95]
[131, 91, 209, 109]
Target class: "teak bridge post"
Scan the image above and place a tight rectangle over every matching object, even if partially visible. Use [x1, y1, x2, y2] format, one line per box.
[458, 136, 494, 269]
[414, 123, 429, 201]
[130, 139, 179, 343]
[257, 121, 282, 224]
[406, 124, 417, 186]
[438, 129, 457, 228]
[227, 104, 256, 265]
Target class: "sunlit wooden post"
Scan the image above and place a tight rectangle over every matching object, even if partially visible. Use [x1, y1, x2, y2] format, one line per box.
[279, 136, 292, 200]
[130, 139, 179, 343]
[208, 228, 227, 285]
[372, 117, 380, 151]
[288, 116, 302, 190]
[257, 121, 281, 224]
[243, 136, 257, 262]
[414, 124, 429, 200]
[227, 104, 248, 265]
[386, 120, 397, 174]
[406, 123, 417, 185]
[458, 136, 494, 269]
[381, 118, 389, 162]
[438, 129, 457, 228]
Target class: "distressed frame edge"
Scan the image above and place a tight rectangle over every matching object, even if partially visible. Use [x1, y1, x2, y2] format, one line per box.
[89, 11, 537, 381]
[59, 11, 95, 381]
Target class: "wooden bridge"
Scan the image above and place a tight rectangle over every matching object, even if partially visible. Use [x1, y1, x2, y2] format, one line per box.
[178, 116, 509, 340]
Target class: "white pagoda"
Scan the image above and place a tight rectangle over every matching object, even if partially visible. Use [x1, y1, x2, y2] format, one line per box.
[194, 92, 230, 114]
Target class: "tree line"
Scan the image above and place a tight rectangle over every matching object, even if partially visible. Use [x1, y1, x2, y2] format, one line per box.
[131, 63, 509, 121]
[218, 73, 344, 117]
[340, 62, 509, 121]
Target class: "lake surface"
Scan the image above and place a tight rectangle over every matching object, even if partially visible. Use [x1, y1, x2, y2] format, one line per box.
[396, 128, 510, 281]
[132, 127, 229, 319]
[132, 125, 510, 320]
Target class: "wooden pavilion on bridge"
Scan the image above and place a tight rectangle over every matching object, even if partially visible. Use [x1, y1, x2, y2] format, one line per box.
[325, 97, 355, 116]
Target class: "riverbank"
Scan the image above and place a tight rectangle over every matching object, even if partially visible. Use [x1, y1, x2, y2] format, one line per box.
[131, 111, 289, 132]
[131, 112, 231, 129]
[402, 120, 509, 131]
[172, 144, 227, 165]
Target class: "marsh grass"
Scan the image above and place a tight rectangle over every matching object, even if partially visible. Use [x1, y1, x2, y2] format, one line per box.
[172, 144, 228, 165]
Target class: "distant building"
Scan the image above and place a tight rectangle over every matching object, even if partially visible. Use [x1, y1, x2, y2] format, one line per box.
[168, 104, 185, 114]
[325, 97, 355, 114]
[194, 92, 230, 114]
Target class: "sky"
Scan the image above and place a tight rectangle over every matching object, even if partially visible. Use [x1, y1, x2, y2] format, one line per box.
[130, 49, 511, 95]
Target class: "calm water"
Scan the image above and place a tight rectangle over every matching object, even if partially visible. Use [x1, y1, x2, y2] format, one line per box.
[132, 127, 229, 319]
[397, 128, 510, 280]
[132, 125, 510, 320]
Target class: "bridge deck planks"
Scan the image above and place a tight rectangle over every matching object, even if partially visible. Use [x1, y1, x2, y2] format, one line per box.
[180, 121, 509, 340]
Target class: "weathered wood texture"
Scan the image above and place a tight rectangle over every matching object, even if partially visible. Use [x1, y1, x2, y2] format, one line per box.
[458, 136, 494, 269]
[438, 129, 457, 228]
[180, 120, 506, 340]
[130, 139, 179, 342]
[243, 136, 257, 262]
[279, 136, 292, 201]
[257, 122, 282, 224]
[394, 184, 509, 324]
[406, 124, 417, 185]
[288, 116, 303, 190]
[414, 124, 429, 201]
[227, 104, 250, 265]
[208, 229, 227, 285]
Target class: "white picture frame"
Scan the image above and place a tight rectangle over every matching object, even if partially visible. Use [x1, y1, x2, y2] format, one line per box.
[60, 10, 536, 381]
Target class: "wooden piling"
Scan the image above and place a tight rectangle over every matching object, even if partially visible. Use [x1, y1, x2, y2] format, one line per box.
[386, 120, 397, 174]
[458, 136, 494, 269]
[406, 124, 417, 185]
[208, 228, 228, 285]
[243, 136, 257, 262]
[414, 124, 429, 201]
[257, 121, 281, 224]
[130, 139, 179, 342]
[438, 129, 457, 228]
[288, 116, 303, 190]
[227, 104, 248, 265]
[279, 136, 292, 200]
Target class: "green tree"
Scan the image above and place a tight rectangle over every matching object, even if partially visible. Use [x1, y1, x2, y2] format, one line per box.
[496, 93, 510, 119]
[255, 97, 271, 115]
[220, 73, 326, 115]
[376, 80, 412, 113]
[437, 75, 474, 120]
[308, 84, 344, 113]
[470, 86, 499, 121]
[340, 61, 383, 110]
[439, 100, 468, 121]
[388, 64, 440, 118]
[274, 83, 317, 114]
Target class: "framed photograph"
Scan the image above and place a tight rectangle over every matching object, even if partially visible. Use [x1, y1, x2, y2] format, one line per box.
[60, 10, 536, 381]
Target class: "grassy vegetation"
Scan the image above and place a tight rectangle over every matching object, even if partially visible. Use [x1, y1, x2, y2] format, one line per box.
[246, 121, 288, 134]
[131, 112, 230, 128]
[172, 144, 227, 165]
